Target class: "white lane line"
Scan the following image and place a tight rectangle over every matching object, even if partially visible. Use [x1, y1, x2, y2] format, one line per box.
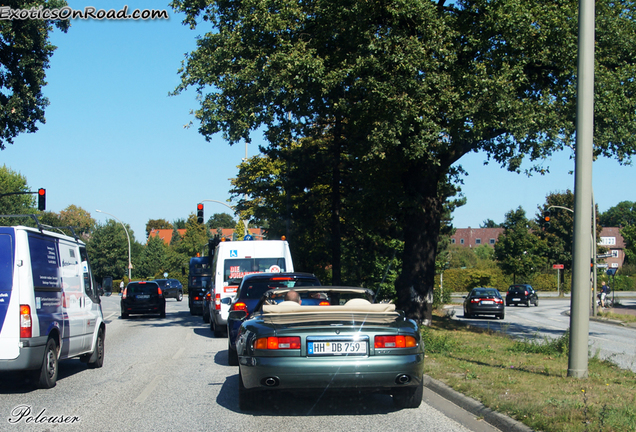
[173, 347, 185, 360]
[134, 375, 163, 404]
[104, 312, 118, 321]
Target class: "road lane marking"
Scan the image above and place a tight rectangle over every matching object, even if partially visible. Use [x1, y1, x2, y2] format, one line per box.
[104, 312, 118, 321]
[173, 347, 185, 360]
[134, 375, 163, 404]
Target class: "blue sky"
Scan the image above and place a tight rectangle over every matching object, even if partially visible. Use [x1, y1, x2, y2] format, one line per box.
[2, 1, 634, 243]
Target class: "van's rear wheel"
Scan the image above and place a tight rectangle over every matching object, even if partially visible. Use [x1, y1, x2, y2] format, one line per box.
[88, 329, 105, 369]
[37, 338, 58, 389]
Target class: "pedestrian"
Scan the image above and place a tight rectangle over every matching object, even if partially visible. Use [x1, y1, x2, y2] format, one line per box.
[600, 281, 609, 308]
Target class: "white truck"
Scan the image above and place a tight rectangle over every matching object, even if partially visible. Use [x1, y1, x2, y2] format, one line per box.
[0, 223, 105, 388]
[208, 239, 293, 337]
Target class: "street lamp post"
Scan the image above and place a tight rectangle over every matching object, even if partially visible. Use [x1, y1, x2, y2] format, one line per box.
[200, 200, 249, 236]
[96, 210, 132, 281]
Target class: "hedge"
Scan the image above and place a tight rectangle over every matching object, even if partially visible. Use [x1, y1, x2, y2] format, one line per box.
[434, 268, 634, 293]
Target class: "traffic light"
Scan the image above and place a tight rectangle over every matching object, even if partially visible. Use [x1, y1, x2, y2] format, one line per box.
[197, 203, 204, 224]
[37, 188, 46, 211]
[542, 210, 551, 228]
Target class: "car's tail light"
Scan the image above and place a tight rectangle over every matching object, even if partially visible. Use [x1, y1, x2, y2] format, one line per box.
[20, 305, 32, 338]
[157, 287, 163, 296]
[470, 298, 481, 304]
[374, 335, 417, 348]
[494, 298, 503, 304]
[524, 290, 529, 296]
[270, 277, 292, 281]
[122, 288, 128, 299]
[214, 293, 221, 310]
[232, 302, 247, 312]
[205, 292, 211, 301]
[255, 336, 301, 350]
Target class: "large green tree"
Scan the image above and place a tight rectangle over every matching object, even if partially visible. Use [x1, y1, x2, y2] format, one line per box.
[172, 0, 636, 324]
[0, 0, 69, 149]
[0, 164, 35, 225]
[207, 213, 235, 229]
[86, 219, 136, 282]
[495, 207, 547, 283]
[599, 201, 636, 228]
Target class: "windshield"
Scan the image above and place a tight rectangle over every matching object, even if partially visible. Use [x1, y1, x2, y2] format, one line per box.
[240, 277, 320, 299]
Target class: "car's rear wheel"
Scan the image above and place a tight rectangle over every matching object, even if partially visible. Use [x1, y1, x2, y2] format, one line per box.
[228, 340, 238, 366]
[393, 379, 423, 409]
[37, 338, 58, 389]
[534, 298, 539, 307]
[238, 369, 256, 410]
[212, 319, 224, 338]
[177, 292, 183, 302]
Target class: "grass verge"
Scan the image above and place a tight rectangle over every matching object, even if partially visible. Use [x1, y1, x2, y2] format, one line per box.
[423, 311, 636, 432]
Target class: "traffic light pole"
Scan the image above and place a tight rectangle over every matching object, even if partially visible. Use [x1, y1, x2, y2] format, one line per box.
[0, 189, 46, 211]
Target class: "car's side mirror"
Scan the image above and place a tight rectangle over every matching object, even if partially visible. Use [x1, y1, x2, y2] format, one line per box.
[228, 310, 248, 321]
[220, 297, 232, 305]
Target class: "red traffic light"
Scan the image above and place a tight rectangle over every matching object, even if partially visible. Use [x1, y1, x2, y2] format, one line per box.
[37, 188, 46, 211]
[197, 203, 204, 224]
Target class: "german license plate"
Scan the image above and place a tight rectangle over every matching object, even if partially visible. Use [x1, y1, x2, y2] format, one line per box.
[136, 295, 150, 299]
[481, 300, 493, 304]
[513, 298, 521, 302]
[308, 341, 367, 356]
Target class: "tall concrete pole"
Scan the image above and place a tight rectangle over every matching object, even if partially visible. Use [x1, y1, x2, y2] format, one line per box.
[568, 0, 595, 379]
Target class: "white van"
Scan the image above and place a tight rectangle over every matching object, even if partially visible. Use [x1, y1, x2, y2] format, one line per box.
[0, 225, 105, 388]
[209, 239, 293, 337]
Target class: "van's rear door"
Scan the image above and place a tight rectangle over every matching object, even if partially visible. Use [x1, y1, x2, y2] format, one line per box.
[0, 229, 18, 360]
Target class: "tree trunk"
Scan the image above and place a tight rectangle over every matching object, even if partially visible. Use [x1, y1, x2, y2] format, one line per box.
[331, 117, 342, 285]
[395, 163, 443, 326]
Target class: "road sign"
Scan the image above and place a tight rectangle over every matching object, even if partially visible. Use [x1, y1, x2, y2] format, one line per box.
[596, 263, 608, 268]
[553, 264, 565, 269]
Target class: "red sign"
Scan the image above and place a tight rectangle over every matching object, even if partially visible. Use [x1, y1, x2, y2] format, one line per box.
[553, 264, 565, 269]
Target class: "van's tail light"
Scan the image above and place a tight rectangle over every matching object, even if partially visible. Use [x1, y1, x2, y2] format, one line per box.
[20, 305, 32, 338]
[255, 336, 300, 350]
[122, 288, 128, 299]
[374, 335, 417, 348]
[214, 293, 221, 310]
[232, 302, 247, 312]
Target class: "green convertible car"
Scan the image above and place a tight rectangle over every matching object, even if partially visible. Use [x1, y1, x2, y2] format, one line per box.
[230, 287, 425, 410]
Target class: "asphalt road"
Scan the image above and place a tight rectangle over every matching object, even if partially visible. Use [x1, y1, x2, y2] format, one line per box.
[0, 295, 502, 432]
[450, 296, 636, 372]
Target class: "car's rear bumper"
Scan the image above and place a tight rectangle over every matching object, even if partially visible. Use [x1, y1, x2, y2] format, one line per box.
[467, 305, 504, 315]
[239, 353, 424, 391]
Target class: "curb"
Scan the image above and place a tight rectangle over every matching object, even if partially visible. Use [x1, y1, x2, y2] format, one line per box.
[423, 375, 534, 432]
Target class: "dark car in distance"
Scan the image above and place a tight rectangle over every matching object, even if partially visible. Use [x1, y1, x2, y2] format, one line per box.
[121, 281, 166, 318]
[226, 272, 321, 365]
[463, 287, 505, 319]
[154, 278, 183, 301]
[506, 284, 539, 307]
